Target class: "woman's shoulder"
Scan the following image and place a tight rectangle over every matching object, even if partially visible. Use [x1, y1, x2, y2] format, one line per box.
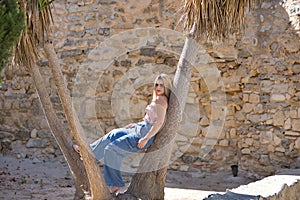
[154, 96, 168, 109]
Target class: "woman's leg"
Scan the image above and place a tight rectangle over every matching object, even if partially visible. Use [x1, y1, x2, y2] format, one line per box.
[103, 134, 140, 187]
[90, 128, 129, 161]
[102, 133, 155, 187]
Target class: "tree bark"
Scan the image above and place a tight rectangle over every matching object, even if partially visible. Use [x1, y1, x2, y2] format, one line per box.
[30, 61, 89, 200]
[43, 41, 111, 200]
[126, 36, 199, 199]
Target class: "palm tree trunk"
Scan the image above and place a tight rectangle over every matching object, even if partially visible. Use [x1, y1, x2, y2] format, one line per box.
[43, 41, 111, 200]
[126, 35, 199, 199]
[30, 60, 89, 200]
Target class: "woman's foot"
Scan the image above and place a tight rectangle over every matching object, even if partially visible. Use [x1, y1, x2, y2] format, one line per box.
[108, 186, 119, 194]
[72, 144, 80, 153]
[72, 144, 82, 160]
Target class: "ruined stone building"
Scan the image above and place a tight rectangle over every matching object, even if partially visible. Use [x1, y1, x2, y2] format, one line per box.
[0, 0, 300, 177]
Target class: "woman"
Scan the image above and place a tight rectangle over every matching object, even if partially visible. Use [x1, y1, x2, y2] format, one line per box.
[73, 74, 172, 194]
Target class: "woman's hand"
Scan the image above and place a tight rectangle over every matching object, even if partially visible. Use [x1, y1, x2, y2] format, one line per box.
[137, 137, 149, 149]
[124, 123, 136, 129]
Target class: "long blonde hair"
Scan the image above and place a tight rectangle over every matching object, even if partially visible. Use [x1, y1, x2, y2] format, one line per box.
[152, 74, 172, 102]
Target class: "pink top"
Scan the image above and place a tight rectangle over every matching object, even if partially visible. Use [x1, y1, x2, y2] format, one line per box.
[143, 103, 157, 125]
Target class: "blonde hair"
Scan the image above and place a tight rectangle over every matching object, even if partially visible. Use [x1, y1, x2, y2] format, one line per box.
[152, 73, 172, 102]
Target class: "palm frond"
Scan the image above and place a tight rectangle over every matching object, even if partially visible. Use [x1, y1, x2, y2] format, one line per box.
[181, 0, 259, 40]
[14, 0, 53, 69]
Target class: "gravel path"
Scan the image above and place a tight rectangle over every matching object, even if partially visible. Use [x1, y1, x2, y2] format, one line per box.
[0, 155, 256, 200]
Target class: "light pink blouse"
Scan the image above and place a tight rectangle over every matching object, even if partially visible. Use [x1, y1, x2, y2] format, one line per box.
[143, 104, 157, 125]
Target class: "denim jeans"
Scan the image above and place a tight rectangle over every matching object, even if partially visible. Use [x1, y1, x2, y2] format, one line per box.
[90, 121, 154, 187]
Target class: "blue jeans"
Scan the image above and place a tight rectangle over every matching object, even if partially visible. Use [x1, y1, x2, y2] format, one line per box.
[90, 121, 154, 187]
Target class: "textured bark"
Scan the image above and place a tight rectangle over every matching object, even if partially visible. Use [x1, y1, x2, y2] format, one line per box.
[44, 41, 111, 200]
[30, 61, 89, 200]
[126, 36, 199, 199]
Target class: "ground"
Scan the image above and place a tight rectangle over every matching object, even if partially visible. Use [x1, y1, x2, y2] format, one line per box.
[0, 155, 257, 200]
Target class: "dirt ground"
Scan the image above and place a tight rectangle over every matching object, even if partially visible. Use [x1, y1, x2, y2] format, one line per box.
[0, 155, 257, 200]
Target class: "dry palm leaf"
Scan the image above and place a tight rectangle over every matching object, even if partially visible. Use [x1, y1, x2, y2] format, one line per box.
[14, 0, 53, 69]
[180, 0, 259, 40]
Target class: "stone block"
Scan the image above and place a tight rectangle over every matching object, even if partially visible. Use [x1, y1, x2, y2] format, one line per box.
[229, 175, 300, 199]
[272, 84, 289, 94]
[245, 138, 253, 146]
[254, 104, 264, 114]
[270, 94, 286, 102]
[295, 138, 300, 149]
[182, 154, 198, 164]
[229, 128, 237, 139]
[42, 147, 56, 154]
[241, 148, 251, 154]
[260, 131, 273, 144]
[26, 138, 48, 148]
[249, 94, 260, 104]
[67, 15, 81, 22]
[98, 27, 110, 36]
[259, 155, 270, 165]
[241, 142, 249, 148]
[200, 116, 210, 126]
[219, 139, 229, 147]
[273, 135, 281, 146]
[14, 130, 30, 141]
[247, 114, 261, 123]
[0, 131, 13, 139]
[229, 139, 238, 147]
[273, 111, 285, 126]
[290, 110, 298, 118]
[179, 165, 189, 171]
[292, 119, 300, 131]
[183, 103, 201, 122]
[178, 122, 198, 137]
[275, 147, 285, 153]
[243, 93, 249, 102]
[285, 131, 300, 137]
[191, 137, 202, 145]
[175, 134, 188, 142]
[292, 64, 300, 74]
[224, 119, 236, 129]
[281, 140, 292, 149]
[267, 144, 275, 152]
[242, 103, 254, 113]
[31, 129, 37, 138]
[284, 118, 292, 129]
[38, 131, 52, 138]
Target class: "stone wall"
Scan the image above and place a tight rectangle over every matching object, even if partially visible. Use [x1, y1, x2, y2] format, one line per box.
[0, 0, 300, 176]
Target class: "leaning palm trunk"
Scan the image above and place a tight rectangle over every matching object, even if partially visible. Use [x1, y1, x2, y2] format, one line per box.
[14, 1, 110, 199]
[125, 34, 199, 200]
[44, 41, 111, 200]
[30, 58, 89, 200]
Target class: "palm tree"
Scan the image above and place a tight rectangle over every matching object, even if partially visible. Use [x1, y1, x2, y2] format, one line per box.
[14, 0, 110, 199]
[11, 0, 259, 199]
[124, 0, 259, 199]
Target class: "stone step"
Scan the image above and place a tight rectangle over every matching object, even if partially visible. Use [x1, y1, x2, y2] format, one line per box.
[205, 170, 300, 200]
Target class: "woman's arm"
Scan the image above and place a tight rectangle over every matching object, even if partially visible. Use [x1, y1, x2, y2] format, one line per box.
[137, 96, 168, 149]
[123, 123, 136, 129]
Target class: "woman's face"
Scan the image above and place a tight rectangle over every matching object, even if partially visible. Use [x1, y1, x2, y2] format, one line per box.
[155, 79, 165, 96]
